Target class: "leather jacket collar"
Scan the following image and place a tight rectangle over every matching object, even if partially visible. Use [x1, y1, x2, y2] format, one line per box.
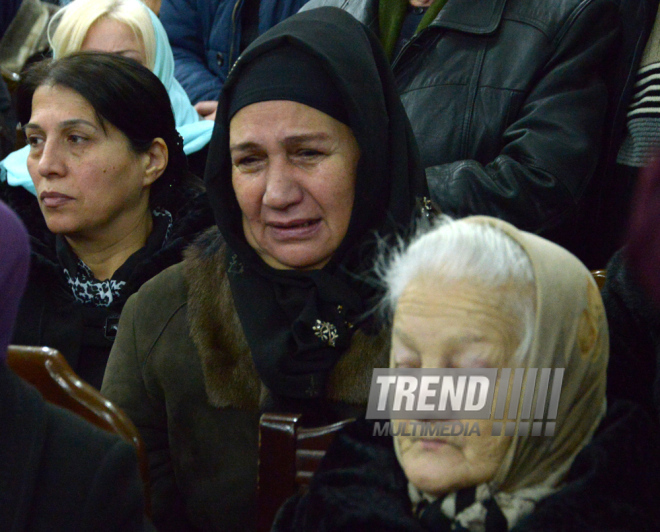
[433, 0, 506, 34]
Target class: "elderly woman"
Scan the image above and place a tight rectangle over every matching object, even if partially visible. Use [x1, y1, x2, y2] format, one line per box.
[6, 53, 212, 389]
[0, 0, 214, 191]
[273, 216, 660, 531]
[101, 7, 427, 531]
[0, 200, 153, 531]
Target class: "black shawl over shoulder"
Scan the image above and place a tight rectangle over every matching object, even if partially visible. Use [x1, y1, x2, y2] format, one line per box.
[204, 7, 428, 409]
[273, 402, 660, 531]
[0, 363, 149, 532]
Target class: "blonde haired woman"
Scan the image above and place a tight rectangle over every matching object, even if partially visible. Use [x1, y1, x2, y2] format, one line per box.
[1, 0, 213, 194]
[50, 0, 157, 68]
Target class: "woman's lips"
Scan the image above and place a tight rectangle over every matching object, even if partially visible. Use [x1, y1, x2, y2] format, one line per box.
[40, 191, 73, 208]
[416, 438, 449, 451]
[267, 219, 321, 240]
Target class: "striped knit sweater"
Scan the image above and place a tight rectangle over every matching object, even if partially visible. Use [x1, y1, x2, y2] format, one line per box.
[618, 5, 660, 167]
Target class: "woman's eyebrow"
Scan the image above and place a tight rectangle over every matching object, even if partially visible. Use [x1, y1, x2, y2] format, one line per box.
[24, 119, 98, 131]
[284, 133, 331, 145]
[393, 327, 486, 350]
[22, 123, 41, 132]
[230, 133, 332, 153]
[454, 333, 487, 344]
[229, 141, 260, 153]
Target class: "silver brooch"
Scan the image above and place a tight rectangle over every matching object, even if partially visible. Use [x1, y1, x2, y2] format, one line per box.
[313, 319, 338, 347]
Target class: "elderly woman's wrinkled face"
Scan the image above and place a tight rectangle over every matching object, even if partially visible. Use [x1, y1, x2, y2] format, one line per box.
[391, 276, 521, 496]
[230, 100, 360, 270]
[81, 18, 147, 66]
[25, 84, 158, 240]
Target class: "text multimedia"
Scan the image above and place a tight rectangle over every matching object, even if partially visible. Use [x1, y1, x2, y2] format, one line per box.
[372, 420, 481, 437]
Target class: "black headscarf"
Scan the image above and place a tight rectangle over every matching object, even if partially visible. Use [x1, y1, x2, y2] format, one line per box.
[204, 7, 427, 402]
[226, 45, 350, 127]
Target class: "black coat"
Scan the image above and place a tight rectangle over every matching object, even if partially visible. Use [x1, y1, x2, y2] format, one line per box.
[602, 249, 660, 417]
[585, 0, 660, 267]
[273, 401, 660, 531]
[2, 178, 214, 389]
[302, 0, 635, 268]
[0, 363, 152, 531]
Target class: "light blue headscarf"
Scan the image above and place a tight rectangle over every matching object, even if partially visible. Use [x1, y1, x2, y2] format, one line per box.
[0, 7, 214, 195]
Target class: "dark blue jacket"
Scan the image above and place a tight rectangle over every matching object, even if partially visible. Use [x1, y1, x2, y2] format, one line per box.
[0, 0, 21, 38]
[160, 0, 309, 104]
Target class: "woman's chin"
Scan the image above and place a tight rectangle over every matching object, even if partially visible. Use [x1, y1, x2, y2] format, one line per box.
[399, 440, 468, 494]
[259, 247, 333, 271]
[407, 469, 453, 498]
[42, 215, 90, 239]
[43, 219, 77, 236]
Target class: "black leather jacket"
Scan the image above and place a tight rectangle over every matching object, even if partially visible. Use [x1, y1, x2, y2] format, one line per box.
[302, 0, 620, 265]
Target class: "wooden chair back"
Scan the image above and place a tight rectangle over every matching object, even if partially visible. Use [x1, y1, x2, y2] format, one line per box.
[591, 269, 607, 290]
[257, 413, 354, 532]
[6, 345, 151, 514]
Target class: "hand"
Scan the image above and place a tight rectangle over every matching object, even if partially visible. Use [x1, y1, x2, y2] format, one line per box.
[195, 100, 218, 122]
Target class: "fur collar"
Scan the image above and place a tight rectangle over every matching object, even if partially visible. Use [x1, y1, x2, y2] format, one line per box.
[183, 227, 389, 410]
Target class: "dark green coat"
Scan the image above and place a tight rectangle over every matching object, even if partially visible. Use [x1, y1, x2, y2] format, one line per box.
[101, 228, 388, 531]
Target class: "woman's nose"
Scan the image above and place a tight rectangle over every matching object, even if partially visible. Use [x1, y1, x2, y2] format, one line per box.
[36, 139, 66, 178]
[262, 158, 303, 209]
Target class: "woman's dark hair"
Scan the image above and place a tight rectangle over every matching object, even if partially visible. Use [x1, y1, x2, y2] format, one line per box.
[16, 52, 187, 209]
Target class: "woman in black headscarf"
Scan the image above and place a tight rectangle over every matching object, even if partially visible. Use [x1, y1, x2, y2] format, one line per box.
[101, 7, 428, 531]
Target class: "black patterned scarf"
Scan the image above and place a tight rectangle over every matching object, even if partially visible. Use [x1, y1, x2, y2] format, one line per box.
[57, 208, 173, 307]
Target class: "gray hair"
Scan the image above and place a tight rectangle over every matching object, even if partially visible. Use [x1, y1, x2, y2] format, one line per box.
[378, 216, 536, 365]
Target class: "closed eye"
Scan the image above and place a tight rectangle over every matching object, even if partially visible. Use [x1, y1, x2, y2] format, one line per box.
[298, 149, 322, 157]
[291, 148, 327, 164]
[394, 361, 420, 369]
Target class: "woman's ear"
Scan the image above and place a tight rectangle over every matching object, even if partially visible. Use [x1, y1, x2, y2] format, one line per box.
[143, 137, 169, 186]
